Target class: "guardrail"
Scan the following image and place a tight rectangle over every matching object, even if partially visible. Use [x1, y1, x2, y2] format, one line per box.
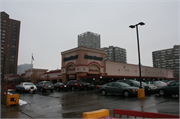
[113, 109, 179, 118]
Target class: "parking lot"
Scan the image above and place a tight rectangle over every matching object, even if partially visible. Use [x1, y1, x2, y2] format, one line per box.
[1, 89, 179, 118]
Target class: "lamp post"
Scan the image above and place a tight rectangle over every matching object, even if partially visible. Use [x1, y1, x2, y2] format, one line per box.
[129, 22, 145, 98]
[129, 22, 145, 88]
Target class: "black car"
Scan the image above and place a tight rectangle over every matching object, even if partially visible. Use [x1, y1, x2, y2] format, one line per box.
[66, 80, 84, 91]
[83, 82, 95, 90]
[154, 81, 179, 96]
[116, 79, 151, 93]
[36, 81, 54, 92]
[99, 82, 139, 97]
[54, 82, 69, 91]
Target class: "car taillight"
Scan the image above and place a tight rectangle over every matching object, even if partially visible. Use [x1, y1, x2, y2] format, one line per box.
[60, 86, 63, 88]
[88, 85, 90, 87]
[43, 84, 47, 86]
[68, 86, 69, 87]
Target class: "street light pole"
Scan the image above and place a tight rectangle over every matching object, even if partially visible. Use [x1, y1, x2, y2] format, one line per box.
[135, 25, 142, 88]
[129, 22, 145, 89]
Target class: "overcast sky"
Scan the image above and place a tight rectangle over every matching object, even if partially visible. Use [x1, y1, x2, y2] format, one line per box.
[1, 0, 179, 71]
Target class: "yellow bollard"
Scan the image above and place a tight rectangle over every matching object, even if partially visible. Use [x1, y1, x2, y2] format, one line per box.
[83, 109, 109, 119]
[138, 89, 145, 98]
[6, 94, 19, 107]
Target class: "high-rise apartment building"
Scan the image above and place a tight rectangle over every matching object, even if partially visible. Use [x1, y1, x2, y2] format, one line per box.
[17, 64, 32, 74]
[101, 46, 127, 63]
[78, 31, 100, 49]
[1, 12, 21, 79]
[152, 45, 179, 78]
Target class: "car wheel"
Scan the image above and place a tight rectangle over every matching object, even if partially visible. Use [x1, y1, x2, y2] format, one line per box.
[41, 88, 44, 92]
[101, 90, 107, 96]
[15, 88, 18, 92]
[123, 91, 130, 97]
[159, 89, 165, 96]
[51, 90, 54, 92]
[57, 88, 60, 91]
[71, 87, 75, 91]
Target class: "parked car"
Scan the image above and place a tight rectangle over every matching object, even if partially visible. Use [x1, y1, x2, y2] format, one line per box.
[116, 79, 151, 93]
[15, 82, 37, 93]
[154, 81, 179, 96]
[99, 82, 139, 97]
[54, 82, 69, 91]
[66, 80, 84, 91]
[83, 82, 95, 90]
[36, 81, 54, 92]
[145, 81, 167, 92]
[144, 81, 157, 92]
[161, 80, 170, 83]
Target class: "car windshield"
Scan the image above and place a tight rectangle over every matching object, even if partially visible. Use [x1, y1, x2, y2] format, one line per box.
[119, 82, 130, 87]
[154, 81, 166, 85]
[58, 83, 63, 84]
[24, 83, 34, 85]
[129, 80, 140, 85]
[45, 82, 52, 84]
[142, 82, 147, 85]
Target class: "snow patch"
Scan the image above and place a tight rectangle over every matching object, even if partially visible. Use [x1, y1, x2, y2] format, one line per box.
[19, 99, 28, 106]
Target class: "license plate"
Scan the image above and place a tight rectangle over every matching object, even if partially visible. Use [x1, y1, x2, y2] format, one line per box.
[80, 84, 82, 86]
[49, 86, 51, 87]
[64, 85, 66, 87]
[31, 89, 33, 91]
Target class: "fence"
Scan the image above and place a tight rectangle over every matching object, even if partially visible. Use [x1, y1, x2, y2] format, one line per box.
[113, 109, 179, 118]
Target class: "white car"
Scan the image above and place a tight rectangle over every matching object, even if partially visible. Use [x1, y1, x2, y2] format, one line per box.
[15, 82, 37, 93]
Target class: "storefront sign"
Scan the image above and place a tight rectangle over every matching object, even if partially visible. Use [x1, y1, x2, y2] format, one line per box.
[63, 55, 78, 62]
[68, 68, 75, 71]
[89, 69, 98, 72]
[84, 54, 103, 61]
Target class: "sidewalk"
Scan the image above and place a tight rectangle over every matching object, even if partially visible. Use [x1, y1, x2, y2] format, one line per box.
[1, 103, 31, 118]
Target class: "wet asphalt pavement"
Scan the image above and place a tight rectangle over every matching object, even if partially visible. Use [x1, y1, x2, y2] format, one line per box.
[1, 89, 179, 118]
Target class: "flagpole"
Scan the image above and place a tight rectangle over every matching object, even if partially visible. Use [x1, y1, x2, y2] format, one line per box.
[31, 53, 33, 81]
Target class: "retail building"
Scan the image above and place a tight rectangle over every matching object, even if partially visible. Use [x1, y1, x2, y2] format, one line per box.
[5, 47, 175, 84]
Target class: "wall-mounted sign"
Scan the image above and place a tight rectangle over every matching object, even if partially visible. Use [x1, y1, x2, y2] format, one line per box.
[89, 69, 99, 72]
[68, 68, 75, 71]
[84, 54, 103, 61]
[63, 55, 78, 62]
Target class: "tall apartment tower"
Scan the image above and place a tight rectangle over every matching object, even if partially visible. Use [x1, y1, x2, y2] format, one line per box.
[1, 12, 21, 80]
[101, 46, 127, 63]
[78, 31, 100, 49]
[152, 45, 179, 78]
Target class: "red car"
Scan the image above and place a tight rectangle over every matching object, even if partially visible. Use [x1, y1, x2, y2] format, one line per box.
[67, 80, 84, 91]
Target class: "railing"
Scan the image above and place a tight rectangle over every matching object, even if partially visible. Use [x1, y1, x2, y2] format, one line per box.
[113, 109, 179, 118]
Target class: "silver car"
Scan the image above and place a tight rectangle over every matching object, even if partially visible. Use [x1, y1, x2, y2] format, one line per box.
[15, 82, 37, 93]
[145, 81, 167, 92]
[99, 82, 139, 97]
